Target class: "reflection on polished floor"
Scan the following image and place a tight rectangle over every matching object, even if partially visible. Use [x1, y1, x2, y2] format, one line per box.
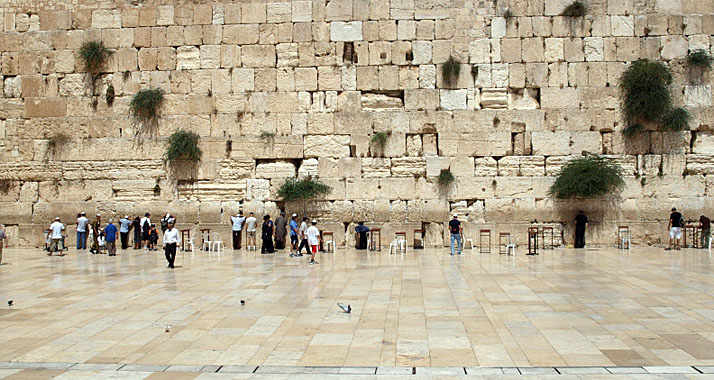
[2, 245, 714, 373]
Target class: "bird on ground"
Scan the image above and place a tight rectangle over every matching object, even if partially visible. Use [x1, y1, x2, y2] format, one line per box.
[337, 303, 351, 313]
[164, 324, 171, 332]
[240, 300, 245, 305]
[7, 300, 13, 307]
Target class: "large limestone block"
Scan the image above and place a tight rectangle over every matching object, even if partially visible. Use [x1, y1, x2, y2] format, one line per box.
[362, 158, 391, 178]
[611, 16, 634, 36]
[480, 88, 508, 109]
[176, 46, 200, 69]
[39, 180, 113, 202]
[439, 89, 467, 110]
[532, 131, 571, 155]
[331, 21, 363, 41]
[450, 156, 474, 177]
[474, 157, 498, 176]
[540, 87, 580, 109]
[391, 157, 426, 177]
[112, 180, 160, 200]
[242, 45, 276, 67]
[687, 154, 714, 175]
[304, 135, 351, 158]
[405, 89, 439, 110]
[91, 10, 121, 29]
[255, 161, 296, 179]
[661, 35, 688, 60]
[426, 156, 449, 177]
[684, 85, 712, 107]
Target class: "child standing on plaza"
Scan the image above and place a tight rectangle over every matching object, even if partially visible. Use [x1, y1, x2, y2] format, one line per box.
[306, 220, 321, 265]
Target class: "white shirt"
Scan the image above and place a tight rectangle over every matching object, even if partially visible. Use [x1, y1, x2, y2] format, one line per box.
[76, 216, 89, 232]
[163, 228, 181, 245]
[49, 221, 64, 239]
[231, 215, 246, 231]
[140, 217, 151, 230]
[299, 221, 308, 238]
[306, 226, 320, 246]
[245, 216, 257, 232]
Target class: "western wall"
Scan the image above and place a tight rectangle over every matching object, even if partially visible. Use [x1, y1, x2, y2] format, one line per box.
[1, 0, 713, 248]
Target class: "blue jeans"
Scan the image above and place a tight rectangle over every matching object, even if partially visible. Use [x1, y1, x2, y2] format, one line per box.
[77, 231, 86, 249]
[450, 233, 462, 255]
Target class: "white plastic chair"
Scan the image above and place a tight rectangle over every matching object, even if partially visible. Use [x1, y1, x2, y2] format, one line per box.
[389, 234, 407, 254]
[462, 236, 474, 252]
[202, 234, 212, 251]
[506, 236, 517, 256]
[324, 236, 337, 253]
[187, 238, 196, 253]
[211, 232, 224, 252]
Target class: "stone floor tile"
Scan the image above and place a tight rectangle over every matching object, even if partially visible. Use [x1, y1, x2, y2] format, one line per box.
[119, 364, 170, 372]
[606, 366, 648, 374]
[556, 367, 610, 374]
[643, 366, 699, 374]
[68, 363, 123, 371]
[375, 366, 414, 375]
[217, 365, 257, 373]
[518, 367, 558, 375]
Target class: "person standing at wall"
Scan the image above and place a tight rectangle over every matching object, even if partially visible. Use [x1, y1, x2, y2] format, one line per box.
[118, 215, 132, 250]
[162, 221, 180, 269]
[140, 213, 151, 249]
[90, 214, 102, 254]
[132, 216, 141, 249]
[245, 212, 257, 250]
[297, 217, 309, 256]
[230, 211, 246, 250]
[355, 222, 370, 250]
[0, 224, 7, 264]
[306, 220, 321, 265]
[76, 212, 89, 250]
[700, 215, 711, 249]
[449, 214, 462, 255]
[47, 217, 65, 256]
[274, 212, 288, 250]
[104, 219, 118, 256]
[289, 214, 299, 257]
[667, 207, 683, 250]
[574, 211, 588, 248]
[261, 215, 275, 254]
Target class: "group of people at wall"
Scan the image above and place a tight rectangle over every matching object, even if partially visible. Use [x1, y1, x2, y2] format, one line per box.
[47, 212, 176, 256]
[228, 211, 321, 264]
[666, 208, 711, 250]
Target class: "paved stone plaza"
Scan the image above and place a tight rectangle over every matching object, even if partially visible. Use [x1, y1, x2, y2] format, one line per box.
[3, 246, 714, 378]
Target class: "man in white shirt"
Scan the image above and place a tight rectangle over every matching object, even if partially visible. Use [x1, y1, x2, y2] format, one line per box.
[306, 219, 321, 265]
[297, 217, 309, 256]
[140, 212, 151, 249]
[47, 217, 65, 256]
[76, 212, 89, 250]
[230, 211, 246, 250]
[162, 221, 181, 268]
[244, 212, 257, 250]
[118, 215, 132, 250]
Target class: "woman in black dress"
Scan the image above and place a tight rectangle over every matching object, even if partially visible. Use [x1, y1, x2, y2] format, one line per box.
[261, 215, 275, 254]
[132, 216, 141, 249]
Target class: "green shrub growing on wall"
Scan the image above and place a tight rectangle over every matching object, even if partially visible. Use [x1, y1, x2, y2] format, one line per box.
[277, 178, 332, 202]
[442, 55, 461, 87]
[436, 169, 455, 188]
[549, 156, 625, 199]
[371, 132, 388, 155]
[687, 49, 713, 70]
[561, 1, 587, 16]
[662, 107, 690, 131]
[78, 41, 113, 73]
[619, 59, 672, 127]
[165, 130, 202, 164]
[130, 88, 164, 134]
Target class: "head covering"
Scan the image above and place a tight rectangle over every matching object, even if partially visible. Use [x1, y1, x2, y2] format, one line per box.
[292, 213, 297, 217]
[312, 219, 317, 224]
[55, 217, 60, 221]
[124, 215, 129, 218]
[145, 212, 150, 216]
[453, 213, 458, 217]
[81, 212, 86, 215]
[96, 213, 101, 216]
[166, 213, 171, 218]
[108, 219, 113, 223]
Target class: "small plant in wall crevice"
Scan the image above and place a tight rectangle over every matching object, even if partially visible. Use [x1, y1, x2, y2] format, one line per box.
[277, 177, 332, 202]
[78, 41, 113, 95]
[561, 1, 587, 17]
[105, 84, 115, 106]
[45, 133, 71, 161]
[436, 169, 455, 188]
[442, 55, 461, 88]
[371, 132, 388, 156]
[686, 49, 713, 84]
[165, 130, 202, 164]
[130, 88, 165, 136]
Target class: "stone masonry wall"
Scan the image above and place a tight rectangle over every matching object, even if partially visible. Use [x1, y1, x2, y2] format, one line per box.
[1, 0, 714, 247]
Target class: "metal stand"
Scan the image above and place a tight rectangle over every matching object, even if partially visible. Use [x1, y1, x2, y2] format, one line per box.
[499, 232, 511, 254]
[527, 227, 539, 255]
[369, 228, 381, 251]
[617, 226, 630, 249]
[479, 229, 491, 253]
[413, 229, 424, 249]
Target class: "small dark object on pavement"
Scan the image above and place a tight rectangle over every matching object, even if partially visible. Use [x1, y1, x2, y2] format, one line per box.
[8, 300, 13, 306]
[338, 303, 351, 313]
[240, 300, 245, 304]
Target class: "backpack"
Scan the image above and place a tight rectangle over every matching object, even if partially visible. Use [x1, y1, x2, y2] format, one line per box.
[143, 219, 150, 232]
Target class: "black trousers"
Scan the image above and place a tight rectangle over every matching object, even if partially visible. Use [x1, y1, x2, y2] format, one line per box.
[261, 234, 274, 253]
[165, 243, 176, 267]
[275, 238, 285, 250]
[298, 238, 309, 254]
[120, 232, 129, 249]
[575, 226, 586, 248]
[357, 232, 368, 250]
[232, 230, 242, 249]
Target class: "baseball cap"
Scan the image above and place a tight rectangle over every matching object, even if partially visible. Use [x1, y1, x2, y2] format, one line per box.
[453, 213, 458, 217]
